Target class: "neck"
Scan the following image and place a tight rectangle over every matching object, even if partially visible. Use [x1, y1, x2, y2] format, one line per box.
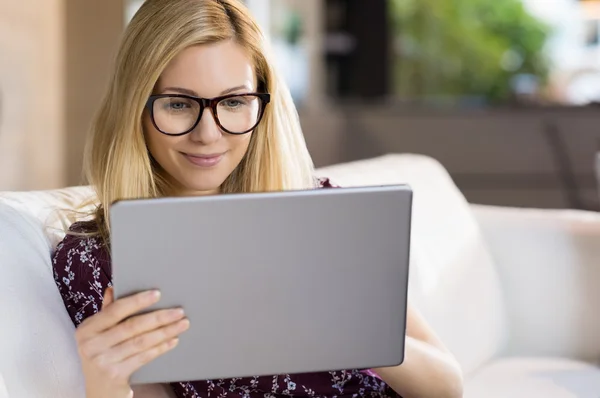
[178, 188, 219, 197]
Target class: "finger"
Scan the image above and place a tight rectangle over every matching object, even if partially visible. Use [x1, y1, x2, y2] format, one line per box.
[108, 318, 189, 363]
[117, 338, 180, 378]
[102, 287, 114, 310]
[88, 308, 186, 353]
[80, 290, 161, 335]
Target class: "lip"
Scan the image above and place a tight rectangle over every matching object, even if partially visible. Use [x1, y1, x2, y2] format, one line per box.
[181, 152, 225, 168]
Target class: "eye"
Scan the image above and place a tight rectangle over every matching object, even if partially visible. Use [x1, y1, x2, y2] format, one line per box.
[221, 97, 248, 108]
[167, 101, 191, 111]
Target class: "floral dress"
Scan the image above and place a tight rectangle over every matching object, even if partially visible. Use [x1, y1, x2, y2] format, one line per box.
[52, 179, 402, 398]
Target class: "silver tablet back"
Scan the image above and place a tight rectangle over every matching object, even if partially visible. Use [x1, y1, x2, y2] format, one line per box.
[111, 185, 412, 384]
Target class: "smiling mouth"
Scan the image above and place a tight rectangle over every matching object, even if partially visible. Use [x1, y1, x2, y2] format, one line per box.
[181, 152, 225, 168]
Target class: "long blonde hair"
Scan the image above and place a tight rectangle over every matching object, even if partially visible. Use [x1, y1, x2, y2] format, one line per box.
[83, 0, 315, 240]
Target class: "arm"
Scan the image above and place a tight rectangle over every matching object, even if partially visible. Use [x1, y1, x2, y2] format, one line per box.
[373, 304, 463, 398]
[317, 178, 463, 396]
[52, 226, 112, 327]
[53, 229, 186, 398]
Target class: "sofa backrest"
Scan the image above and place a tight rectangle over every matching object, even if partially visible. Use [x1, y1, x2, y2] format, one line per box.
[0, 153, 506, 396]
[0, 187, 94, 397]
[0, 186, 95, 248]
[0, 202, 86, 398]
[0, 372, 9, 398]
[316, 154, 508, 375]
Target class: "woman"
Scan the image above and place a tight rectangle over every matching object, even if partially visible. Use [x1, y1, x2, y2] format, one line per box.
[52, 0, 463, 397]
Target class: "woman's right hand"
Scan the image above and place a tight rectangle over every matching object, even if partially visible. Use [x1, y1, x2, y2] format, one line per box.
[75, 287, 190, 398]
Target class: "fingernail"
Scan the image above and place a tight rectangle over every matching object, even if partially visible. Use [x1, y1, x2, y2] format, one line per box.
[169, 308, 185, 319]
[179, 319, 190, 330]
[147, 290, 161, 301]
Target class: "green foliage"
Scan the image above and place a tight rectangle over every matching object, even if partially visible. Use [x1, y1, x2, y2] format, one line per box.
[283, 11, 303, 46]
[389, 0, 552, 103]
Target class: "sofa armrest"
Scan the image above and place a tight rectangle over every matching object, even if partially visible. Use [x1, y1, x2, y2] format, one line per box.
[471, 204, 600, 362]
[0, 373, 8, 398]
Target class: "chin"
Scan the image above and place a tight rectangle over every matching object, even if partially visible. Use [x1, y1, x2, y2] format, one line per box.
[179, 176, 225, 195]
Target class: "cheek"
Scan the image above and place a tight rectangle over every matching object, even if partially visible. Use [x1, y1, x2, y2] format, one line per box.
[143, 115, 170, 159]
[142, 115, 156, 152]
[227, 133, 253, 158]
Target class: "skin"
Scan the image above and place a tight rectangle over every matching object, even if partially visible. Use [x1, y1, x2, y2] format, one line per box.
[374, 306, 464, 398]
[77, 41, 463, 398]
[144, 41, 256, 196]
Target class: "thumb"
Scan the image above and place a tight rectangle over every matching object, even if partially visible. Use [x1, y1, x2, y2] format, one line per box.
[102, 287, 114, 309]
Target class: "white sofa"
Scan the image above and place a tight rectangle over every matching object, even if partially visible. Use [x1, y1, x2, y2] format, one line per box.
[1, 154, 599, 398]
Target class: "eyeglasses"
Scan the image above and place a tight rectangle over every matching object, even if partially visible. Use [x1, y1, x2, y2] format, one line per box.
[146, 93, 271, 136]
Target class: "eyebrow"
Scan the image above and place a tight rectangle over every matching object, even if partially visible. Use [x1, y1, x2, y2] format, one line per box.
[162, 85, 251, 97]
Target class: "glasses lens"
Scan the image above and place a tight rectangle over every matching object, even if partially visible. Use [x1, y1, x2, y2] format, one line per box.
[152, 96, 201, 135]
[216, 95, 262, 133]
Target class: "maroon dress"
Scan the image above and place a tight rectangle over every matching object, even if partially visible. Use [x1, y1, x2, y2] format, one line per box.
[52, 178, 402, 398]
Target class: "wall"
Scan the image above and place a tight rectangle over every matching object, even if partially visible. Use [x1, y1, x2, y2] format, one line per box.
[300, 105, 600, 210]
[0, 0, 65, 190]
[65, 0, 125, 186]
[2, 1, 597, 211]
[0, 0, 124, 191]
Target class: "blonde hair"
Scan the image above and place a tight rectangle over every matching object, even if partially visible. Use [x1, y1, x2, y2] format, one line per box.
[83, 0, 315, 240]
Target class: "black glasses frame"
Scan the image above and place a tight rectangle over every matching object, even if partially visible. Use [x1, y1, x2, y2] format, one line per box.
[145, 92, 271, 136]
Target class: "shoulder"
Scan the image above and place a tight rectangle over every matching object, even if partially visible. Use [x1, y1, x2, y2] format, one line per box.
[52, 221, 112, 325]
[53, 221, 108, 263]
[53, 220, 111, 276]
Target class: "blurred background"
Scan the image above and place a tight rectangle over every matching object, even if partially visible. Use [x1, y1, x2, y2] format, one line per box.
[1, 0, 600, 210]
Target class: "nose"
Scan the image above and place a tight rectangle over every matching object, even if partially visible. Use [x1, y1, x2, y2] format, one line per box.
[189, 107, 222, 144]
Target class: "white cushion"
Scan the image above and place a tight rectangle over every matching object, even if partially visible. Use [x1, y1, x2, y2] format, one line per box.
[0, 202, 85, 398]
[465, 357, 600, 398]
[0, 186, 94, 249]
[472, 204, 600, 361]
[316, 154, 508, 375]
[0, 373, 9, 398]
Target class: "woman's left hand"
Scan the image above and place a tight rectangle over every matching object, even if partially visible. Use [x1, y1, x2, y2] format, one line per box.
[372, 305, 464, 398]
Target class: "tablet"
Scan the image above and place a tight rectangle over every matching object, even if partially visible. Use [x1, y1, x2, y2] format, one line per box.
[110, 185, 412, 385]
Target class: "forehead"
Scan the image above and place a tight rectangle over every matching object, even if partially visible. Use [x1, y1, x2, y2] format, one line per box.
[156, 41, 256, 96]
